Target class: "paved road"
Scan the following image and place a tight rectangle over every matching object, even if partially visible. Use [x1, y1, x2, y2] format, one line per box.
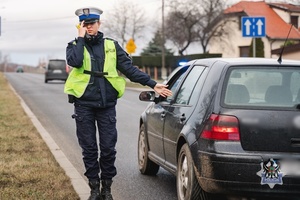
[5, 72, 177, 200]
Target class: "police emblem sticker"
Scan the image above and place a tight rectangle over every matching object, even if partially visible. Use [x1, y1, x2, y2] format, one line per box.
[83, 8, 90, 16]
[256, 158, 283, 189]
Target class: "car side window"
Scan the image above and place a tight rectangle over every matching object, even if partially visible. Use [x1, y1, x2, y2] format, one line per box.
[175, 65, 206, 105]
[165, 67, 188, 102]
[166, 73, 186, 102]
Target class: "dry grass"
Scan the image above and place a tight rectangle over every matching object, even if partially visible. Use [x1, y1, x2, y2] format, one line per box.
[0, 72, 79, 200]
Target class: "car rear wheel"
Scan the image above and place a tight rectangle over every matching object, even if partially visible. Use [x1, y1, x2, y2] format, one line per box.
[138, 124, 159, 175]
[177, 144, 223, 200]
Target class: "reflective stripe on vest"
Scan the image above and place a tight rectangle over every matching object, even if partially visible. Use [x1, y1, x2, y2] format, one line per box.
[64, 39, 126, 98]
[104, 39, 126, 98]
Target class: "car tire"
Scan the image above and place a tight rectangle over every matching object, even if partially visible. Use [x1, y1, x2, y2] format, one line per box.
[138, 124, 159, 175]
[177, 144, 223, 200]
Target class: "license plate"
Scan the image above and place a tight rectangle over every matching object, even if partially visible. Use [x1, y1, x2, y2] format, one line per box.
[53, 70, 62, 73]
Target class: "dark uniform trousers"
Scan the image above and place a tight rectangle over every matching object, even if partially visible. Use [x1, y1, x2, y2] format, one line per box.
[74, 104, 117, 180]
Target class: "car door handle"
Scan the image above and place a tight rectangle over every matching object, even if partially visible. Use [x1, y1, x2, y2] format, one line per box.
[180, 114, 186, 122]
[291, 138, 300, 147]
[161, 112, 166, 118]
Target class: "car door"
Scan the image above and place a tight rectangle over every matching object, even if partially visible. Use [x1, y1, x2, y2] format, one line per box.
[163, 65, 207, 169]
[146, 67, 188, 162]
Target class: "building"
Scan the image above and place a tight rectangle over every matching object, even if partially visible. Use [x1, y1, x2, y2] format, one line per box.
[209, 0, 300, 59]
[271, 42, 300, 60]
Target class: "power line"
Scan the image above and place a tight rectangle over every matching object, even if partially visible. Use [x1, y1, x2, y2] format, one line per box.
[2, 16, 74, 23]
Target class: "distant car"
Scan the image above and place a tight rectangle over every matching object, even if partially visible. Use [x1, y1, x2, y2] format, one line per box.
[16, 66, 24, 73]
[138, 58, 300, 200]
[45, 59, 69, 83]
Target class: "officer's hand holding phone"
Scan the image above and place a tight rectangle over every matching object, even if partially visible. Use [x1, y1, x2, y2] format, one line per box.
[77, 21, 87, 38]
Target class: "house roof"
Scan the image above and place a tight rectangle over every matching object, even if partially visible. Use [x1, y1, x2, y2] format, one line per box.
[224, 1, 300, 39]
[271, 43, 300, 55]
[269, 3, 300, 13]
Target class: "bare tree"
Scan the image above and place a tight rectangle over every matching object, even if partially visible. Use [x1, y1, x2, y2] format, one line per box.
[195, 0, 227, 53]
[165, 10, 199, 55]
[103, 1, 147, 48]
[130, 5, 146, 40]
[165, 0, 199, 55]
[165, 0, 228, 54]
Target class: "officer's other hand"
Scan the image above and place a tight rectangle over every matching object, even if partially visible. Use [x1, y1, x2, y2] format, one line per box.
[78, 21, 87, 38]
[154, 83, 172, 98]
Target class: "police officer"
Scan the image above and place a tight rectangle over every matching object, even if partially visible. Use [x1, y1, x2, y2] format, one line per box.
[64, 7, 172, 200]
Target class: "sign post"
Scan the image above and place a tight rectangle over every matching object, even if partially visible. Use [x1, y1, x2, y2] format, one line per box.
[242, 17, 266, 57]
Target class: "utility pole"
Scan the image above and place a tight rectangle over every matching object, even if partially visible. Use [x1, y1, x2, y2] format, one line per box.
[161, 0, 167, 80]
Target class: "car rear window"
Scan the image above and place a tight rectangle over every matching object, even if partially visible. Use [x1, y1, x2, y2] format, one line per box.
[48, 60, 66, 70]
[223, 66, 300, 108]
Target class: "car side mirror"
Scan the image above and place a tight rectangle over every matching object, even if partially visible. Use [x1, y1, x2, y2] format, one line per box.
[139, 91, 156, 101]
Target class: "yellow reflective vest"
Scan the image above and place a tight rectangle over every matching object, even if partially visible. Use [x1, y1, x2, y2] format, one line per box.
[64, 39, 126, 98]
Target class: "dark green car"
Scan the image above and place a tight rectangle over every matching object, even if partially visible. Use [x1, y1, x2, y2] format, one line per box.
[16, 66, 24, 73]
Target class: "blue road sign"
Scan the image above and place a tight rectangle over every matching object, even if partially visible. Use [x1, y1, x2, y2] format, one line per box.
[242, 17, 266, 37]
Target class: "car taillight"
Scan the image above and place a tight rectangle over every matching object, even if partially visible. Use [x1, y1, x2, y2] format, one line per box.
[201, 114, 240, 141]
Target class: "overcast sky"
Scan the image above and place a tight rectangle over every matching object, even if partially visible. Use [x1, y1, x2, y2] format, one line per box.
[0, 0, 240, 66]
[0, 0, 162, 66]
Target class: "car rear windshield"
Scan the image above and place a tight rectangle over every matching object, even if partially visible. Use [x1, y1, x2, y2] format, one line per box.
[48, 60, 66, 70]
[223, 66, 300, 108]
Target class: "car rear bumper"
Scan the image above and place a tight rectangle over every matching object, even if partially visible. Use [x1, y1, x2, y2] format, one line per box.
[195, 151, 300, 197]
[45, 73, 68, 81]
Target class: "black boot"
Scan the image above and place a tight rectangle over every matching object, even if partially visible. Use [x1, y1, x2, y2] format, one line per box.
[101, 179, 113, 200]
[88, 180, 101, 200]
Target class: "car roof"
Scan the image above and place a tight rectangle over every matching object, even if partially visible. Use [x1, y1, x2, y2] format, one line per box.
[189, 57, 300, 67]
[49, 59, 65, 61]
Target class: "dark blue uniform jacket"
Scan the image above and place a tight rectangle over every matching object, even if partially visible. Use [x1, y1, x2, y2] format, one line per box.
[66, 32, 156, 108]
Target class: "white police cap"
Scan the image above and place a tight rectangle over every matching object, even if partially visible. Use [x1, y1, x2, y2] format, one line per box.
[75, 7, 103, 23]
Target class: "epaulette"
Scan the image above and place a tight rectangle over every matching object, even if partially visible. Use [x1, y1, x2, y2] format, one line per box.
[104, 37, 116, 42]
[68, 39, 77, 45]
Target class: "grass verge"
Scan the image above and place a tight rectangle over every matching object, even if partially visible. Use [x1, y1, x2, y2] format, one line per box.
[0, 72, 80, 200]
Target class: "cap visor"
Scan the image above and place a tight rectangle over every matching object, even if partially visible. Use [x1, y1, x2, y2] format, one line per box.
[83, 19, 99, 24]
